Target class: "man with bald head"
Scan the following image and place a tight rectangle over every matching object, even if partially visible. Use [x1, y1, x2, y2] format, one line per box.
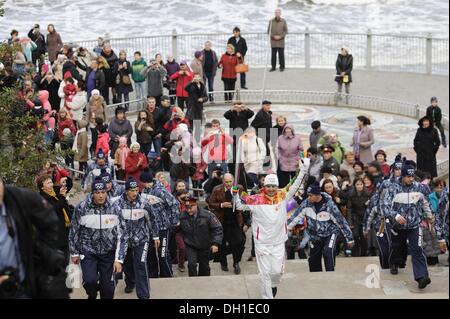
[207, 173, 246, 274]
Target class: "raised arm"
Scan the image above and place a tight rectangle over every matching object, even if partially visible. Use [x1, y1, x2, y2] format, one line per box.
[285, 158, 310, 202]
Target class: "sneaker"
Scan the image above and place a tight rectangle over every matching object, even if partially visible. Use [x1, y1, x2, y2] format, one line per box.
[272, 287, 278, 298]
[233, 263, 241, 275]
[221, 264, 229, 272]
[178, 264, 185, 272]
[418, 277, 431, 289]
[124, 286, 134, 294]
[390, 264, 399, 275]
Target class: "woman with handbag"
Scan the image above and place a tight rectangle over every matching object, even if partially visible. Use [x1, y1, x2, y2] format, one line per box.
[218, 44, 243, 102]
[113, 50, 133, 111]
[335, 47, 353, 104]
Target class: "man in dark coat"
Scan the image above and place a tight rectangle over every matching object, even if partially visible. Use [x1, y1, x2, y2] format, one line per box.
[207, 174, 246, 274]
[0, 176, 69, 299]
[227, 27, 248, 89]
[414, 116, 441, 178]
[335, 48, 353, 104]
[27, 24, 46, 65]
[201, 41, 219, 101]
[178, 195, 223, 277]
[251, 100, 273, 159]
[426, 96, 447, 148]
[185, 75, 208, 125]
[100, 43, 119, 104]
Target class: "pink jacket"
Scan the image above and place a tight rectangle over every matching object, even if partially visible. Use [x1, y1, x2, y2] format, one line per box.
[96, 132, 110, 157]
[37, 90, 55, 130]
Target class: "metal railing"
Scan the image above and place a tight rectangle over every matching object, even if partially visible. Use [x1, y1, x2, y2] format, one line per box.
[73, 30, 449, 75]
[105, 89, 449, 178]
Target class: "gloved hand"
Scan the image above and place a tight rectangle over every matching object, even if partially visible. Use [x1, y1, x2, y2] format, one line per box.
[300, 157, 310, 173]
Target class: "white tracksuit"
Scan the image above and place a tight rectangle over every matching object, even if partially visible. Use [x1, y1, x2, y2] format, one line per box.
[235, 160, 309, 299]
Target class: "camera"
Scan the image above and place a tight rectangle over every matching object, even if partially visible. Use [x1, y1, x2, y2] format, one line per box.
[0, 267, 21, 299]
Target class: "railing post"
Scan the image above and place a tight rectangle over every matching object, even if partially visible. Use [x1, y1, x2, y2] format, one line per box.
[366, 29, 372, 70]
[415, 104, 421, 119]
[426, 33, 432, 74]
[172, 29, 178, 60]
[305, 28, 310, 69]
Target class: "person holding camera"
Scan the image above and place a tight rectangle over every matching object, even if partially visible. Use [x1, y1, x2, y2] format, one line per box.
[69, 177, 127, 299]
[288, 181, 354, 273]
[113, 50, 133, 110]
[0, 176, 69, 299]
[27, 24, 46, 66]
[178, 195, 223, 277]
[141, 58, 167, 107]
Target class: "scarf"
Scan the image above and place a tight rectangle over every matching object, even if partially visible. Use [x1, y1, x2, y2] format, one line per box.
[44, 190, 70, 227]
[118, 146, 129, 169]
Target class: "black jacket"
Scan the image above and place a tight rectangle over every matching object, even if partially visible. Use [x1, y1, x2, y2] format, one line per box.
[426, 105, 443, 126]
[3, 186, 68, 298]
[179, 207, 223, 250]
[414, 117, 441, 178]
[224, 108, 254, 131]
[335, 54, 353, 83]
[77, 62, 106, 92]
[39, 188, 72, 252]
[27, 29, 46, 55]
[62, 61, 83, 82]
[185, 82, 208, 121]
[101, 50, 119, 87]
[346, 189, 371, 227]
[251, 109, 273, 142]
[227, 36, 248, 57]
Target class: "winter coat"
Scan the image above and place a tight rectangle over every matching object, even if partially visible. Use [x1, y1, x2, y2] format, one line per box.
[46, 32, 63, 62]
[346, 189, 371, 227]
[218, 53, 242, 79]
[96, 132, 110, 156]
[435, 187, 448, 242]
[131, 59, 147, 83]
[277, 125, 303, 172]
[239, 135, 266, 175]
[382, 181, 433, 230]
[108, 117, 133, 149]
[141, 66, 167, 97]
[170, 69, 194, 97]
[288, 193, 354, 243]
[179, 207, 223, 250]
[251, 109, 273, 142]
[309, 156, 324, 181]
[310, 129, 326, 149]
[78, 66, 105, 93]
[57, 117, 77, 141]
[75, 126, 89, 162]
[201, 132, 234, 162]
[351, 126, 375, 165]
[207, 184, 245, 227]
[340, 161, 356, 183]
[268, 18, 288, 48]
[426, 105, 443, 126]
[39, 77, 61, 111]
[190, 58, 204, 80]
[66, 91, 87, 122]
[335, 54, 353, 83]
[224, 108, 254, 131]
[323, 157, 340, 176]
[201, 49, 219, 76]
[101, 50, 119, 87]
[87, 96, 107, 127]
[185, 81, 208, 121]
[76, 51, 97, 80]
[40, 189, 72, 251]
[125, 151, 148, 190]
[227, 36, 248, 56]
[113, 59, 134, 95]
[62, 61, 83, 82]
[135, 118, 153, 145]
[414, 117, 441, 177]
[69, 194, 127, 260]
[27, 29, 46, 56]
[37, 90, 55, 130]
[165, 60, 181, 77]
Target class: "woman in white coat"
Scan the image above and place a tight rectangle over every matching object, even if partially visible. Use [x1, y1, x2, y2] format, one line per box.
[66, 81, 87, 123]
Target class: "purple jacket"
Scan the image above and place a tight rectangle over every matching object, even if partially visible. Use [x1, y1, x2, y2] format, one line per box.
[165, 60, 180, 77]
[277, 125, 304, 172]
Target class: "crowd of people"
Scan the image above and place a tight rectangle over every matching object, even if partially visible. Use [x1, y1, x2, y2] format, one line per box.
[0, 10, 448, 300]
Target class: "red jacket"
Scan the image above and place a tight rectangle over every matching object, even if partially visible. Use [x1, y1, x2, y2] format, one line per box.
[170, 69, 194, 97]
[57, 117, 77, 141]
[125, 151, 148, 190]
[163, 118, 190, 133]
[96, 132, 110, 157]
[201, 132, 234, 162]
[218, 53, 241, 79]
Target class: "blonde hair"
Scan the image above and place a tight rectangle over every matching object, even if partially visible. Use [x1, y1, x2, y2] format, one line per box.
[172, 106, 185, 119]
[226, 44, 235, 53]
[155, 172, 166, 180]
[119, 50, 127, 58]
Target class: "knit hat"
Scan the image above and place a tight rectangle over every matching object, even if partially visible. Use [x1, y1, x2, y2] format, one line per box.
[96, 148, 106, 159]
[307, 181, 321, 195]
[264, 174, 279, 187]
[139, 170, 154, 183]
[92, 177, 107, 192]
[91, 89, 100, 96]
[119, 136, 127, 145]
[99, 169, 112, 183]
[391, 154, 403, 171]
[194, 51, 203, 59]
[125, 177, 139, 190]
[401, 160, 416, 177]
[374, 149, 387, 160]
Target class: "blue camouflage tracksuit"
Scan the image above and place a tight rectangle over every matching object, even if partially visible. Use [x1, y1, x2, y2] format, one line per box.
[435, 187, 449, 245]
[108, 181, 125, 199]
[69, 195, 127, 299]
[142, 182, 180, 278]
[82, 162, 115, 191]
[116, 194, 159, 299]
[382, 181, 433, 281]
[364, 176, 402, 269]
[288, 193, 354, 272]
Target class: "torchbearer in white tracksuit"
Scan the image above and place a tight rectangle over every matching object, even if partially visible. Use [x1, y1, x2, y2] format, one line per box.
[233, 158, 310, 299]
